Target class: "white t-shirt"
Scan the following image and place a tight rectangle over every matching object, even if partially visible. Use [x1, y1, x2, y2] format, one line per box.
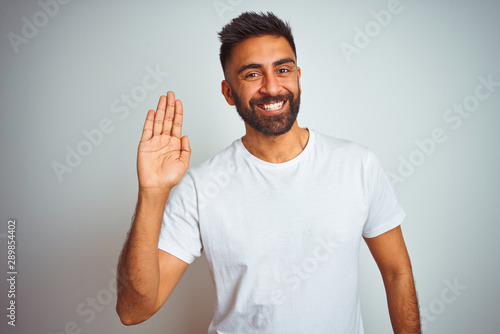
[158, 129, 405, 333]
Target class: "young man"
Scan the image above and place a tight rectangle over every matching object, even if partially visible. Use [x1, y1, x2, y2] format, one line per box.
[116, 12, 421, 333]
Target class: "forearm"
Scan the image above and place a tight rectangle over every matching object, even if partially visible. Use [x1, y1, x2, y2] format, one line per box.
[384, 272, 421, 334]
[116, 189, 170, 324]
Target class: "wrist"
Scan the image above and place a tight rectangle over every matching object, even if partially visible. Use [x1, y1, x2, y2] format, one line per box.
[137, 187, 172, 205]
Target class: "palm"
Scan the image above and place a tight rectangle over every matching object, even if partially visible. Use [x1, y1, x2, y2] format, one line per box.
[137, 92, 191, 190]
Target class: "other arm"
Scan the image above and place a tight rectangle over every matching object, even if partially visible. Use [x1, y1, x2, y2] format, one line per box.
[364, 225, 421, 334]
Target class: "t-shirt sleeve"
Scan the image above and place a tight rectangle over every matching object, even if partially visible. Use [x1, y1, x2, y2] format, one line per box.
[362, 150, 406, 238]
[158, 171, 202, 264]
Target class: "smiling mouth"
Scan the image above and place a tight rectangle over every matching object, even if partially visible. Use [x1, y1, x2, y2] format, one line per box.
[258, 100, 285, 111]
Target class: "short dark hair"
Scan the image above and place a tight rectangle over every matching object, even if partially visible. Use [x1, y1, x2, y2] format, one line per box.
[218, 11, 297, 75]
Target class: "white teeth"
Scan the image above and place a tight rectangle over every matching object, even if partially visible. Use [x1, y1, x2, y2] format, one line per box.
[261, 101, 284, 111]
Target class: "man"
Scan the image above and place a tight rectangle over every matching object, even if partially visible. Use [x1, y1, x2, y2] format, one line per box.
[116, 11, 421, 333]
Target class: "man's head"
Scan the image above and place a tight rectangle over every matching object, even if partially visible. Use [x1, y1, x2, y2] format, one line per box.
[218, 11, 297, 76]
[218, 12, 301, 136]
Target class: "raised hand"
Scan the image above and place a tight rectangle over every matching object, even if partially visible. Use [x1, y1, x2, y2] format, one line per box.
[137, 91, 191, 191]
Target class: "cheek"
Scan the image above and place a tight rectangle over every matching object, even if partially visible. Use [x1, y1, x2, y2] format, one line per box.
[278, 77, 299, 91]
[238, 86, 260, 103]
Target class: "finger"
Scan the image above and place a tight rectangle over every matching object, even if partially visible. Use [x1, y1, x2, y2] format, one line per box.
[140, 109, 155, 141]
[180, 135, 191, 163]
[162, 91, 176, 135]
[170, 99, 183, 138]
[153, 95, 167, 136]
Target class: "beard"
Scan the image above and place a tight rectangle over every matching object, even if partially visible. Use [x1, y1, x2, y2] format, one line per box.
[231, 85, 301, 136]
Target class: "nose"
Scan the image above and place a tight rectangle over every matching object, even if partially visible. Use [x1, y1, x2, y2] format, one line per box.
[259, 73, 281, 96]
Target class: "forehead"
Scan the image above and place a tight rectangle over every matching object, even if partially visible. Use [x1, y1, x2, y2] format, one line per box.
[229, 35, 296, 71]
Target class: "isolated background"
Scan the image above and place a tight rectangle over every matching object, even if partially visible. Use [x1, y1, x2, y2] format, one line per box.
[1, 0, 499, 333]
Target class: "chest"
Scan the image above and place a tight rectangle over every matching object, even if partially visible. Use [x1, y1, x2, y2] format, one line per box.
[198, 167, 369, 266]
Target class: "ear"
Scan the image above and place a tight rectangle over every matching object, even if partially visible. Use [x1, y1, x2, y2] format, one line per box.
[297, 67, 302, 93]
[221, 80, 235, 106]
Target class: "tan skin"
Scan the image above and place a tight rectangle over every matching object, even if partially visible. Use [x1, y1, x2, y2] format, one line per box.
[220, 35, 308, 163]
[116, 92, 190, 325]
[116, 35, 421, 333]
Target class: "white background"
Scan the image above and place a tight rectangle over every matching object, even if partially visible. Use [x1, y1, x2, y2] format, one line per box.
[1, 0, 499, 333]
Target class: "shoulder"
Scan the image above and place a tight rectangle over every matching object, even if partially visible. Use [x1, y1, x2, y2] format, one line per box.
[311, 129, 373, 161]
[186, 139, 240, 180]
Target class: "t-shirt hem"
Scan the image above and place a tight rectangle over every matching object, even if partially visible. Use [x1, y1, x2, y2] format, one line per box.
[362, 210, 406, 238]
[158, 242, 195, 264]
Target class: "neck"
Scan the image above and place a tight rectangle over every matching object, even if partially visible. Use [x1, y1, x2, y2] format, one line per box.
[241, 122, 309, 163]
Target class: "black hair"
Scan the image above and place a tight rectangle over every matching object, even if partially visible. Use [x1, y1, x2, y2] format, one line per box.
[218, 11, 297, 75]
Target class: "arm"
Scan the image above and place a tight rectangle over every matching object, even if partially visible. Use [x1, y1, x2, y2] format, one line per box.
[116, 92, 191, 325]
[364, 225, 421, 334]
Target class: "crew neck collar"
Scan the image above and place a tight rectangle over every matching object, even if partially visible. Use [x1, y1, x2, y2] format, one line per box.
[235, 128, 315, 169]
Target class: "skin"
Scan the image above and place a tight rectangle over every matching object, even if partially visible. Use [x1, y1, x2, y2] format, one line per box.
[365, 227, 421, 333]
[221, 35, 309, 163]
[116, 35, 421, 333]
[116, 92, 190, 325]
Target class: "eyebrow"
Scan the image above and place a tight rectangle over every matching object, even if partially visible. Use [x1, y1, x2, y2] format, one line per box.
[237, 57, 296, 75]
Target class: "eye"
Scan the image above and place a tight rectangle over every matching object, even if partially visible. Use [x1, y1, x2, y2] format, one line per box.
[245, 72, 259, 79]
[277, 68, 290, 74]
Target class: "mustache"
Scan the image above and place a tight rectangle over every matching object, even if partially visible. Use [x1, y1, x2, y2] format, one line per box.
[249, 92, 294, 106]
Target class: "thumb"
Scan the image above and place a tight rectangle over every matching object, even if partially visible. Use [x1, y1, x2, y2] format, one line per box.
[180, 135, 191, 162]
